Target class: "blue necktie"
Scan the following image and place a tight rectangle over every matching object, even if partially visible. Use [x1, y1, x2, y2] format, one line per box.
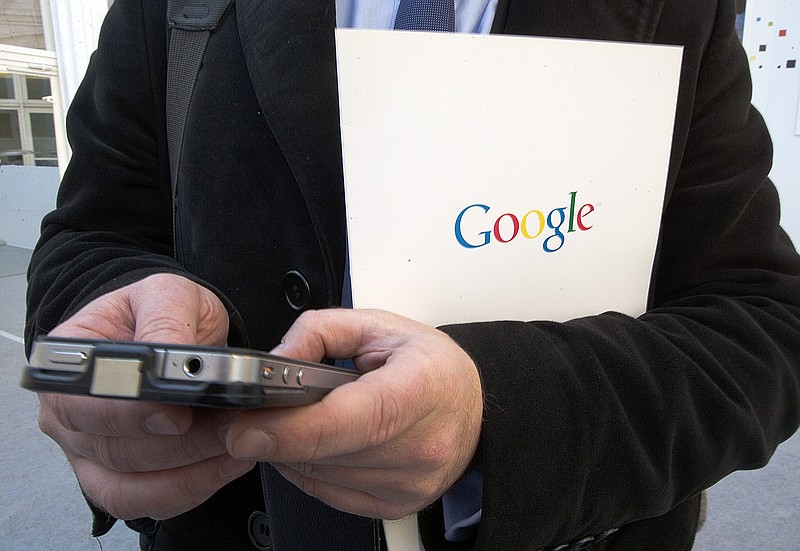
[394, 0, 456, 32]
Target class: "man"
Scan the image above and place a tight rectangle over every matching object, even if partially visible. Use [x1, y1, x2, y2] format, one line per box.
[26, 0, 800, 550]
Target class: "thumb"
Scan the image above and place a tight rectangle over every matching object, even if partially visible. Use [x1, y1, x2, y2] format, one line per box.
[127, 274, 229, 345]
[272, 309, 394, 372]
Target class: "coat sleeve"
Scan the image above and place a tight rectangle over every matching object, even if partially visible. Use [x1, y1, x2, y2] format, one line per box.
[25, 0, 245, 352]
[436, 1, 800, 549]
[25, 0, 172, 349]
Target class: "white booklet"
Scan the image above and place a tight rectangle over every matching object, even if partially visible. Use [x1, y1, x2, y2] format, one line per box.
[335, 28, 683, 550]
[337, 29, 682, 325]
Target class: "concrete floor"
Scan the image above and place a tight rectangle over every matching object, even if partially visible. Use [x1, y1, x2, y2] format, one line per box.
[1, 243, 799, 550]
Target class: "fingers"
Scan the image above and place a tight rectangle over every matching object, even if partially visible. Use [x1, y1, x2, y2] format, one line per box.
[39, 394, 240, 471]
[274, 455, 445, 504]
[39, 393, 192, 437]
[39, 392, 254, 520]
[72, 452, 256, 520]
[64, 413, 233, 473]
[271, 463, 422, 520]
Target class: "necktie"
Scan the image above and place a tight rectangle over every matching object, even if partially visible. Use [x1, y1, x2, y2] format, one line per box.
[394, 0, 456, 32]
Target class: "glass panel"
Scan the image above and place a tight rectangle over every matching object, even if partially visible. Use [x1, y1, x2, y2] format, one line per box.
[34, 158, 59, 167]
[30, 112, 57, 164]
[25, 76, 52, 101]
[0, 109, 24, 165]
[0, 74, 15, 100]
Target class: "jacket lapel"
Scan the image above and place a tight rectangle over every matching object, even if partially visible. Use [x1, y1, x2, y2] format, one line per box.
[235, 0, 345, 302]
[494, 0, 665, 43]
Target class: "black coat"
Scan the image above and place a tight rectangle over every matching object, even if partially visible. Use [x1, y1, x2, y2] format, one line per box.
[26, 0, 800, 550]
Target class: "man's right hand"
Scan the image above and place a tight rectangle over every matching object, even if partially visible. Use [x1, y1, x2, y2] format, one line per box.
[36, 274, 256, 520]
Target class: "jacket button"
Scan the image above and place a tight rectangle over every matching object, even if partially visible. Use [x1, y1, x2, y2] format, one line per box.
[248, 511, 273, 550]
[282, 270, 311, 311]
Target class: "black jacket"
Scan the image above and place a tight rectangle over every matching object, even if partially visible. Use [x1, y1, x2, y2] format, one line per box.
[26, 0, 800, 549]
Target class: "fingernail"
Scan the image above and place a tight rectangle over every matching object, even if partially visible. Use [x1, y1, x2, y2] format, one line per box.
[231, 428, 275, 459]
[144, 412, 182, 435]
[220, 455, 256, 480]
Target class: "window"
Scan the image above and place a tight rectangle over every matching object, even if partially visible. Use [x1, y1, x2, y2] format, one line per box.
[0, 40, 61, 167]
[0, 107, 23, 165]
[0, 74, 14, 99]
[0, 72, 57, 166]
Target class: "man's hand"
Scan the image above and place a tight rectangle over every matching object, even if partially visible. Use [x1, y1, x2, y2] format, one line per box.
[37, 274, 256, 520]
[225, 308, 483, 520]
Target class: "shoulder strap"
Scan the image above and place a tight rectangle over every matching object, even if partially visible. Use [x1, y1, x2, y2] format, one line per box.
[166, 0, 234, 200]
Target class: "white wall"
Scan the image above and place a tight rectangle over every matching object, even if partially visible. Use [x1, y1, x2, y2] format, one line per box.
[39, 0, 109, 170]
[41, 0, 109, 115]
[742, 0, 800, 246]
[0, 165, 59, 248]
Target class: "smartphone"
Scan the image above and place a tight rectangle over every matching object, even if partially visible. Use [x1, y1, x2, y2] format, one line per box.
[21, 336, 360, 408]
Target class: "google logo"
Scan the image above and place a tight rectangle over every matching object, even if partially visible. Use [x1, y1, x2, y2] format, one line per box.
[454, 191, 595, 253]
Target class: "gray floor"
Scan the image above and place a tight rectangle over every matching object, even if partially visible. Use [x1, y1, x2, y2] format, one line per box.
[1, 243, 798, 550]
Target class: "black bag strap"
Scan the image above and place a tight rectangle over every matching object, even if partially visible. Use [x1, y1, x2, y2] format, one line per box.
[166, 0, 233, 200]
